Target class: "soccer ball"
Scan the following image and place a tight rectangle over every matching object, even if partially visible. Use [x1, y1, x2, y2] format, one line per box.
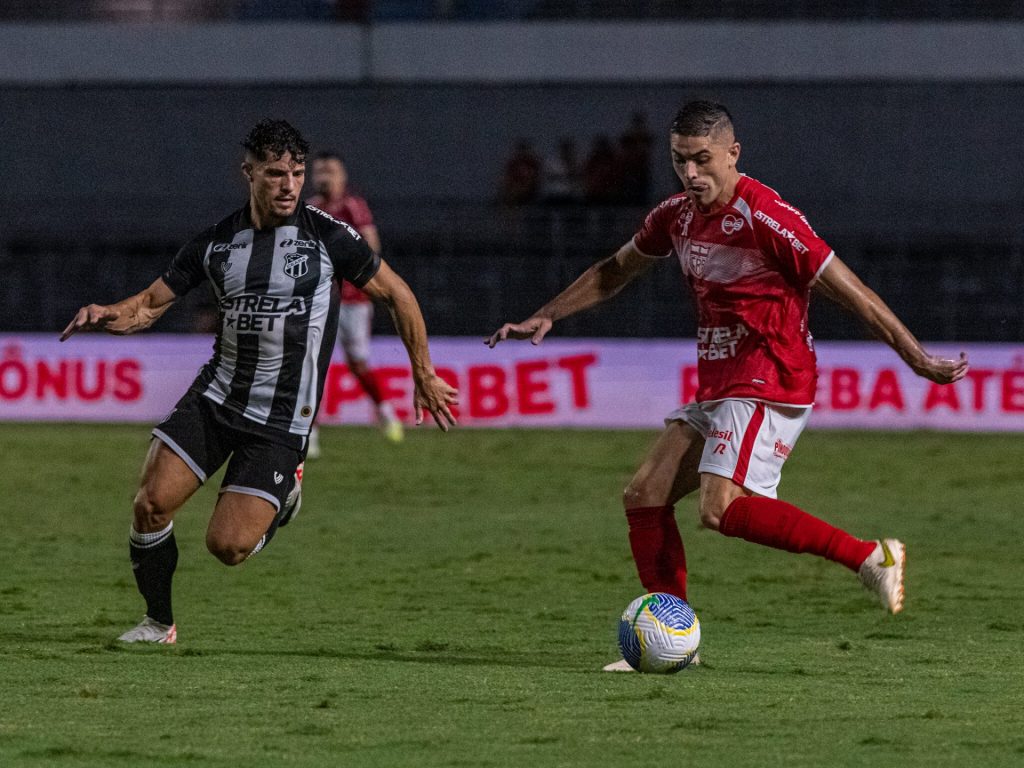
[618, 592, 700, 673]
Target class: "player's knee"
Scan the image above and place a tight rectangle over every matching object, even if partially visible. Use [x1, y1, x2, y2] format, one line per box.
[132, 486, 173, 531]
[205, 532, 247, 566]
[623, 476, 672, 511]
[698, 498, 726, 531]
[622, 483, 644, 511]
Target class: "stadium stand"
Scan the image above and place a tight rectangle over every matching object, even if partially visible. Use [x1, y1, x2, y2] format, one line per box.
[1, 6, 1022, 341]
[1, 0, 1023, 21]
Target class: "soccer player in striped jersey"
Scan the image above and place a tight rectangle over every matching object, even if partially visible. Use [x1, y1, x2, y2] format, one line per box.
[487, 101, 968, 668]
[61, 119, 457, 644]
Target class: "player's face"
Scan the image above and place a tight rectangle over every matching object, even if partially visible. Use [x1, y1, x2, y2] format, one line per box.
[312, 157, 347, 199]
[244, 152, 305, 221]
[670, 132, 740, 212]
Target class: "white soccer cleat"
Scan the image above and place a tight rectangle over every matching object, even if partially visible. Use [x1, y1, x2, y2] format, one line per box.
[118, 616, 177, 644]
[279, 463, 303, 528]
[602, 653, 700, 672]
[858, 538, 906, 614]
[602, 659, 635, 672]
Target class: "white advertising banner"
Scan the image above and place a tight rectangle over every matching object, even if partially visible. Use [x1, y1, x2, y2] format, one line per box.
[1, 334, 1022, 431]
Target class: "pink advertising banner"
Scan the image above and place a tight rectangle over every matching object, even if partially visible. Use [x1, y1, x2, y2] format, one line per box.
[1, 334, 1022, 431]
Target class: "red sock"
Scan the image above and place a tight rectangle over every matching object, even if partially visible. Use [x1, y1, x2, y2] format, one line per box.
[626, 506, 687, 600]
[718, 497, 875, 572]
[353, 368, 385, 405]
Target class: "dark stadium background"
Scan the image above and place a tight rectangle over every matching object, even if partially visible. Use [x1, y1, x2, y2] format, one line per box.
[1, 1, 1021, 342]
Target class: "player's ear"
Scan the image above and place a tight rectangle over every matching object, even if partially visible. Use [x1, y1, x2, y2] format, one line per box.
[730, 141, 741, 167]
[241, 162, 253, 182]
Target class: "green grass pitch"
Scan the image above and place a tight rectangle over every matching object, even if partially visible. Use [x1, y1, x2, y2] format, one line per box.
[1, 424, 1021, 767]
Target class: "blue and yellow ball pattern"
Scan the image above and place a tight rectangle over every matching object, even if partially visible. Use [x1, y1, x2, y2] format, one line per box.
[618, 592, 700, 673]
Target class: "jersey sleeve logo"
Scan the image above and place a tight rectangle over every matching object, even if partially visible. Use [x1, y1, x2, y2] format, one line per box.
[306, 204, 363, 241]
[753, 209, 809, 254]
[283, 252, 309, 279]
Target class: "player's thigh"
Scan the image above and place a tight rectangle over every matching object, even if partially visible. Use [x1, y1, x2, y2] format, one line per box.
[625, 419, 705, 508]
[139, 390, 235, 528]
[207, 491, 277, 559]
[695, 400, 810, 525]
[135, 438, 203, 527]
[150, 389, 234, 487]
[216, 438, 303, 524]
[338, 303, 373, 362]
[207, 439, 301, 559]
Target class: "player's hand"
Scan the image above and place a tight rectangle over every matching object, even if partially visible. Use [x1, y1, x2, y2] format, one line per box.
[60, 304, 121, 341]
[414, 373, 459, 431]
[913, 351, 969, 384]
[485, 316, 553, 348]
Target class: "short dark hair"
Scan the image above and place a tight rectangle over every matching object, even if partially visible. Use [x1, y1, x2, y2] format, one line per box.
[313, 150, 345, 164]
[242, 119, 309, 163]
[670, 100, 734, 139]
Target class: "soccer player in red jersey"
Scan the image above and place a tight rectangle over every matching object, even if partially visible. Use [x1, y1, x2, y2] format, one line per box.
[307, 151, 404, 453]
[488, 101, 968, 667]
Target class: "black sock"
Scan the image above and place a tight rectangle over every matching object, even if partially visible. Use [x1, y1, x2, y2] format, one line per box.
[129, 526, 178, 626]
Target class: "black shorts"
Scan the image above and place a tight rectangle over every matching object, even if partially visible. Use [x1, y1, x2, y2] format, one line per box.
[153, 389, 303, 512]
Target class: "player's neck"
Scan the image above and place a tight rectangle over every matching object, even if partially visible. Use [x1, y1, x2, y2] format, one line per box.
[249, 201, 288, 230]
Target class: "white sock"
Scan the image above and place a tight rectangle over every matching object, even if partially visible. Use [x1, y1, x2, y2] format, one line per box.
[129, 522, 173, 549]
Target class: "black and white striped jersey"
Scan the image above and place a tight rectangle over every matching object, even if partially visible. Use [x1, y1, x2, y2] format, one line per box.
[161, 201, 380, 442]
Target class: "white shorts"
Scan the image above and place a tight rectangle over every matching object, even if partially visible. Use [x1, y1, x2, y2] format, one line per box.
[338, 302, 373, 362]
[665, 399, 811, 498]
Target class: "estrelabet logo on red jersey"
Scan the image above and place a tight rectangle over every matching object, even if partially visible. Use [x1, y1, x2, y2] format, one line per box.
[721, 214, 744, 235]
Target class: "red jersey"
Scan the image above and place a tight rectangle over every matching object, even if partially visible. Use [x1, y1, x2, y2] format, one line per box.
[307, 193, 376, 304]
[633, 175, 834, 406]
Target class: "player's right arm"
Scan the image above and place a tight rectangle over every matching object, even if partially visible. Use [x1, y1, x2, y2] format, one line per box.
[815, 256, 969, 384]
[486, 241, 655, 347]
[60, 278, 178, 341]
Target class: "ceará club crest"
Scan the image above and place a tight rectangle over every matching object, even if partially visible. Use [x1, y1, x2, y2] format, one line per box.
[283, 252, 309, 279]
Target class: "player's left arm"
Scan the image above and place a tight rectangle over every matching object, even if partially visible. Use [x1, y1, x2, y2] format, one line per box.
[360, 260, 458, 430]
[814, 256, 969, 384]
[60, 278, 178, 341]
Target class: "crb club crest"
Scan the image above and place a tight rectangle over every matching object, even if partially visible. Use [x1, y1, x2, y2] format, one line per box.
[283, 251, 309, 279]
[688, 242, 710, 277]
[721, 214, 744, 235]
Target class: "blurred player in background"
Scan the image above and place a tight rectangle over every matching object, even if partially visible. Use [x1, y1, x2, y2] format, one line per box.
[62, 120, 457, 644]
[488, 100, 968, 669]
[307, 150, 403, 456]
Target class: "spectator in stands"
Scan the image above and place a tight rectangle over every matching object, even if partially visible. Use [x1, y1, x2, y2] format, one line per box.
[540, 137, 582, 206]
[582, 134, 620, 205]
[236, 0, 334, 20]
[617, 110, 654, 205]
[499, 139, 543, 207]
